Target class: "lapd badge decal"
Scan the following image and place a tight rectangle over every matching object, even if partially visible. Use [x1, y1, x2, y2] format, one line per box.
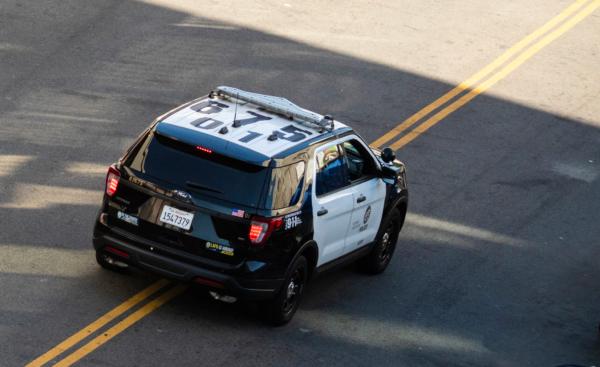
[359, 206, 371, 232]
[363, 205, 371, 224]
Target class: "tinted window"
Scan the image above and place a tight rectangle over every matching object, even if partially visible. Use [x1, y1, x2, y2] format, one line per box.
[315, 145, 349, 196]
[342, 140, 376, 181]
[125, 132, 268, 207]
[265, 161, 306, 209]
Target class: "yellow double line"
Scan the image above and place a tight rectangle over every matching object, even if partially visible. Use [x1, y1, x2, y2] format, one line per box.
[26, 280, 186, 367]
[26, 1, 599, 365]
[372, 0, 600, 149]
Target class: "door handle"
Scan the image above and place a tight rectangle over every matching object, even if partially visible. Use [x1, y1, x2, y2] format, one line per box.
[357, 195, 366, 203]
[317, 208, 328, 216]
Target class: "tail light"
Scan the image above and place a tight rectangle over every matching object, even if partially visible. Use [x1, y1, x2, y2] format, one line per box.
[105, 165, 120, 197]
[248, 216, 283, 246]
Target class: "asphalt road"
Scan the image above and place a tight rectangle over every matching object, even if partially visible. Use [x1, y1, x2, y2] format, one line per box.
[1, 1, 600, 366]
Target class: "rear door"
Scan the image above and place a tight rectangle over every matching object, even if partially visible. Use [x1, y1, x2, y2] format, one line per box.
[341, 138, 386, 254]
[312, 143, 354, 266]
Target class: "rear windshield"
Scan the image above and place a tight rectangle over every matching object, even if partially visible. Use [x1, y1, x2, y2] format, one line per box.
[125, 131, 269, 208]
[124, 131, 306, 209]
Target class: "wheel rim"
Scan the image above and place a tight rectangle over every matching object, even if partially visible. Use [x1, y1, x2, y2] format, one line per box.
[282, 267, 304, 314]
[378, 223, 397, 264]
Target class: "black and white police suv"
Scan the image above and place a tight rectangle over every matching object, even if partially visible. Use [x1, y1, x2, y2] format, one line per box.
[93, 86, 408, 325]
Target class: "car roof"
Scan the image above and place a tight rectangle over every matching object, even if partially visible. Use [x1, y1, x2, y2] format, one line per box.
[157, 87, 349, 165]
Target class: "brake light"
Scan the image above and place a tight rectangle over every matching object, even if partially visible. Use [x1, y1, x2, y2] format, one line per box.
[105, 165, 120, 197]
[195, 145, 213, 154]
[248, 216, 283, 246]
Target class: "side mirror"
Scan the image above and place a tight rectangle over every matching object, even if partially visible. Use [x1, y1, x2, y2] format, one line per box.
[381, 147, 396, 163]
[380, 165, 399, 185]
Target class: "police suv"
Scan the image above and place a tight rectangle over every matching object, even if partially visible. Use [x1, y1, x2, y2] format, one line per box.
[93, 86, 408, 325]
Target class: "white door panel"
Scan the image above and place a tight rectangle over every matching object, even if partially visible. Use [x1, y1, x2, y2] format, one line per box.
[313, 190, 354, 266]
[312, 134, 386, 266]
[345, 178, 386, 253]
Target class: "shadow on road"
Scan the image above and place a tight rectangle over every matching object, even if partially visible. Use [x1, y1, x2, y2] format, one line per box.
[1, 1, 599, 366]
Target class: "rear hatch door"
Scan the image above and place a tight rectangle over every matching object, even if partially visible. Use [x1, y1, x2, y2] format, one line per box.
[108, 128, 270, 266]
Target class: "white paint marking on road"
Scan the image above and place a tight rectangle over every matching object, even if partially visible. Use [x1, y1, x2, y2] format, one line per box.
[0, 244, 95, 278]
[65, 162, 108, 177]
[171, 23, 239, 30]
[0, 155, 34, 177]
[301, 310, 490, 354]
[0, 42, 31, 52]
[15, 111, 116, 124]
[0, 184, 101, 209]
[405, 213, 525, 247]
[552, 162, 598, 183]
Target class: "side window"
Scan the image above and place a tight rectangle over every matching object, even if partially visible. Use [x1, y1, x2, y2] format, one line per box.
[315, 145, 350, 196]
[266, 161, 306, 209]
[342, 139, 376, 181]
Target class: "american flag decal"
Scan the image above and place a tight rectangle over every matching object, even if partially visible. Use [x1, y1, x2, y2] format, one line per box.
[231, 209, 245, 218]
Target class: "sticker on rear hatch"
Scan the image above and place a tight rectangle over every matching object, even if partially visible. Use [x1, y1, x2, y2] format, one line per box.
[206, 241, 234, 256]
[284, 211, 302, 230]
[231, 209, 245, 218]
[117, 211, 139, 226]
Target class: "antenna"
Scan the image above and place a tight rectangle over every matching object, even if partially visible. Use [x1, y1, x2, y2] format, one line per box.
[232, 92, 240, 128]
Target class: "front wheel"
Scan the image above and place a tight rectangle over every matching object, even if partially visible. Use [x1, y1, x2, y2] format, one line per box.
[261, 255, 307, 326]
[359, 208, 402, 274]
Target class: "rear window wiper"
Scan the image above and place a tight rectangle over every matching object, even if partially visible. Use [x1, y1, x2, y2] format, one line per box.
[185, 181, 223, 194]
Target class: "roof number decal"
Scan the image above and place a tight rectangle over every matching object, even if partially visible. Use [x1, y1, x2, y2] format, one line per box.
[272, 125, 312, 142]
[160, 89, 349, 158]
[191, 100, 229, 114]
[239, 131, 262, 143]
[190, 117, 224, 130]
[233, 111, 272, 127]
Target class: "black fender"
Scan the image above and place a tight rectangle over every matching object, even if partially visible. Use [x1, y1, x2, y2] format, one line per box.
[379, 190, 408, 236]
[383, 189, 408, 217]
[289, 240, 319, 281]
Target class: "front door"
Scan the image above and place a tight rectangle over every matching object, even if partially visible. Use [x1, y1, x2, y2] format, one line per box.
[312, 143, 354, 266]
[341, 138, 386, 253]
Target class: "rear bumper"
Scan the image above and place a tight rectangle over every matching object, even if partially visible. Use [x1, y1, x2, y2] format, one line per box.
[93, 226, 283, 300]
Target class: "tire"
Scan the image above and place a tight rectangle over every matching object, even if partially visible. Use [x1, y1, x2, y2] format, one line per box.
[96, 250, 129, 273]
[261, 255, 308, 326]
[359, 208, 402, 274]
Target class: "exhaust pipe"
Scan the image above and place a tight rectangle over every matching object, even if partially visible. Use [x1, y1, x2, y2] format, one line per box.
[102, 254, 129, 268]
[209, 291, 237, 303]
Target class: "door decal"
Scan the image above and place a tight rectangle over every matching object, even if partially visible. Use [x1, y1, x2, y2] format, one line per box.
[360, 205, 371, 232]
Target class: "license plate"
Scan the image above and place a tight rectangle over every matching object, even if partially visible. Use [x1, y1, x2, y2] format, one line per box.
[159, 205, 194, 230]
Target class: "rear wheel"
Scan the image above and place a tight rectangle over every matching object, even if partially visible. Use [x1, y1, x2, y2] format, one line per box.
[96, 250, 129, 273]
[359, 208, 402, 274]
[261, 256, 307, 326]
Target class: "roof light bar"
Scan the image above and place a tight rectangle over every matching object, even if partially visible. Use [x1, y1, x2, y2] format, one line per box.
[215, 86, 335, 132]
